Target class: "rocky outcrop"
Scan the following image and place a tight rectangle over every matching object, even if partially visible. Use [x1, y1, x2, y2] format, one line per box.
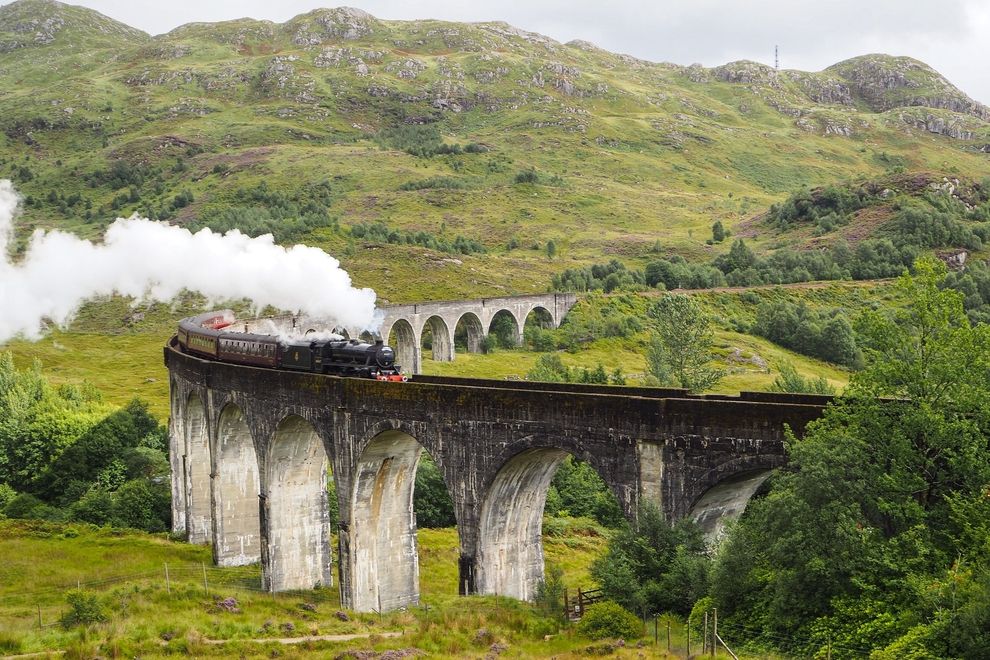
[784, 71, 853, 106]
[828, 54, 990, 122]
[385, 57, 427, 80]
[712, 60, 778, 86]
[896, 108, 984, 140]
[0, 0, 148, 51]
[289, 7, 376, 45]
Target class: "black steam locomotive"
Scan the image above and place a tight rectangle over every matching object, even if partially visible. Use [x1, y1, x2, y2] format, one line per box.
[176, 311, 406, 381]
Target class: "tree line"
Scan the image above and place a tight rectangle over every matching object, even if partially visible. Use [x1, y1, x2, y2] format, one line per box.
[583, 260, 990, 658]
[0, 355, 170, 532]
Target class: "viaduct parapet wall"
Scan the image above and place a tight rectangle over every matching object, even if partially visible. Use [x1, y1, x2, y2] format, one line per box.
[166, 342, 826, 611]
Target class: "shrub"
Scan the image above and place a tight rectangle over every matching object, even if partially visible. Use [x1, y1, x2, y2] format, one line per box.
[4, 493, 53, 519]
[0, 483, 16, 510]
[711, 220, 726, 243]
[61, 589, 107, 627]
[527, 354, 571, 383]
[514, 168, 539, 184]
[479, 335, 497, 354]
[769, 363, 836, 395]
[533, 563, 566, 617]
[576, 601, 642, 640]
[524, 325, 557, 352]
[111, 479, 170, 532]
[398, 176, 469, 191]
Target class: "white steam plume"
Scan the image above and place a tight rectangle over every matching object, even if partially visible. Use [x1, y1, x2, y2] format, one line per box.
[0, 180, 377, 342]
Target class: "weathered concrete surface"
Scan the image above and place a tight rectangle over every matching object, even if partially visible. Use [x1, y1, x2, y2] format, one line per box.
[185, 393, 212, 543]
[349, 430, 422, 611]
[166, 343, 827, 609]
[264, 415, 332, 591]
[689, 469, 774, 542]
[476, 448, 568, 600]
[213, 404, 261, 566]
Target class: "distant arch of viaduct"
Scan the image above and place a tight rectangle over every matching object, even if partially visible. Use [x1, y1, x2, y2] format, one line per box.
[166, 342, 827, 611]
[323, 293, 578, 375]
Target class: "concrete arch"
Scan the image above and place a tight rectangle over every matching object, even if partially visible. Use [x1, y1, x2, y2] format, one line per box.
[688, 468, 775, 543]
[488, 309, 523, 347]
[214, 403, 261, 566]
[168, 382, 186, 534]
[454, 312, 485, 353]
[385, 318, 421, 375]
[331, 327, 350, 339]
[185, 392, 212, 544]
[475, 447, 571, 600]
[421, 315, 454, 362]
[264, 415, 332, 591]
[359, 330, 375, 342]
[348, 428, 434, 612]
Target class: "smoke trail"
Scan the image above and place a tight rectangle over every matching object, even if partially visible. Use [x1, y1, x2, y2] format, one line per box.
[0, 180, 377, 342]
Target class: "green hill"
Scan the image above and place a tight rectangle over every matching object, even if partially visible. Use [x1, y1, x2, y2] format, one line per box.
[1, 1, 989, 301]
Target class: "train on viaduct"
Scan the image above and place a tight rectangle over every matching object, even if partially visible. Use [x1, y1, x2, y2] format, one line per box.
[165, 294, 828, 611]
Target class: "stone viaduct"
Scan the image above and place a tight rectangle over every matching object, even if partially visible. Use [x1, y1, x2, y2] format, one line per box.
[166, 341, 828, 611]
[325, 293, 577, 375]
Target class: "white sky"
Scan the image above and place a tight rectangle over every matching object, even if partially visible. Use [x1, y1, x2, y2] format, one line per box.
[9, 0, 990, 104]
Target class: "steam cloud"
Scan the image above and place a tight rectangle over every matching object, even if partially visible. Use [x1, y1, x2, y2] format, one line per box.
[0, 180, 378, 342]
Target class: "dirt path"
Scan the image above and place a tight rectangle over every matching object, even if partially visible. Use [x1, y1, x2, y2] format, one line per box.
[201, 630, 404, 645]
[4, 631, 405, 657]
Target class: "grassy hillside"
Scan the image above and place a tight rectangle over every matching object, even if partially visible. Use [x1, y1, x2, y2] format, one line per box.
[0, 1, 988, 303]
[0, 519, 617, 657]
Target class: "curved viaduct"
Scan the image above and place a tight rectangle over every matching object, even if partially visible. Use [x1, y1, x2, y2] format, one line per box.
[331, 293, 578, 375]
[166, 341, 828, 610]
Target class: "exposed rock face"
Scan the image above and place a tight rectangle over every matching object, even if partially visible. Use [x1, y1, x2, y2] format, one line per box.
[828, 54, 990, 122]
[712, 60, 778, 86]
[289, 7, 376, 45]
[0, 0, 148, 51]
[784, 71, 854, 106]
[895, 107, 984, 140]
[386, 57, 427, 80]
[261, 56, 298, 90]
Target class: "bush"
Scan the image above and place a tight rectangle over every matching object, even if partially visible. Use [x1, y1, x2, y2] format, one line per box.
[769, 363, 836, 395]
[70, 486, 114, 526]
[4, 493, 54, 519]
[527, 354, 571, 383]
[398, 176, 469, 191]
[111, 479, 170, 532]
[514, 168, 539, 184]
[576, 601, 642, 640]
[533, 563, 566, 617]
[479, 335, 497, 354]
[61, 589, 107, 627]
[0, 483, 16, 510]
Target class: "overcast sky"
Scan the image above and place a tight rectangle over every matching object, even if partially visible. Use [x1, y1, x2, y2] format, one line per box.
[12, 0, 990, 103]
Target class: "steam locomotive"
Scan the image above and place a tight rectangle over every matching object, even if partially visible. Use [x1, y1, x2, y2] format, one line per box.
[176, 311, 406, 381]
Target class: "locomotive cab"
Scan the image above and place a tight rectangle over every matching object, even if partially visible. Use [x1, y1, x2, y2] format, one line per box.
[281, 341, 318, 371]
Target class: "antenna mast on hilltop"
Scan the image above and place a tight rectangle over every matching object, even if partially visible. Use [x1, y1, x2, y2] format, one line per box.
[774, 45, 779, 71]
